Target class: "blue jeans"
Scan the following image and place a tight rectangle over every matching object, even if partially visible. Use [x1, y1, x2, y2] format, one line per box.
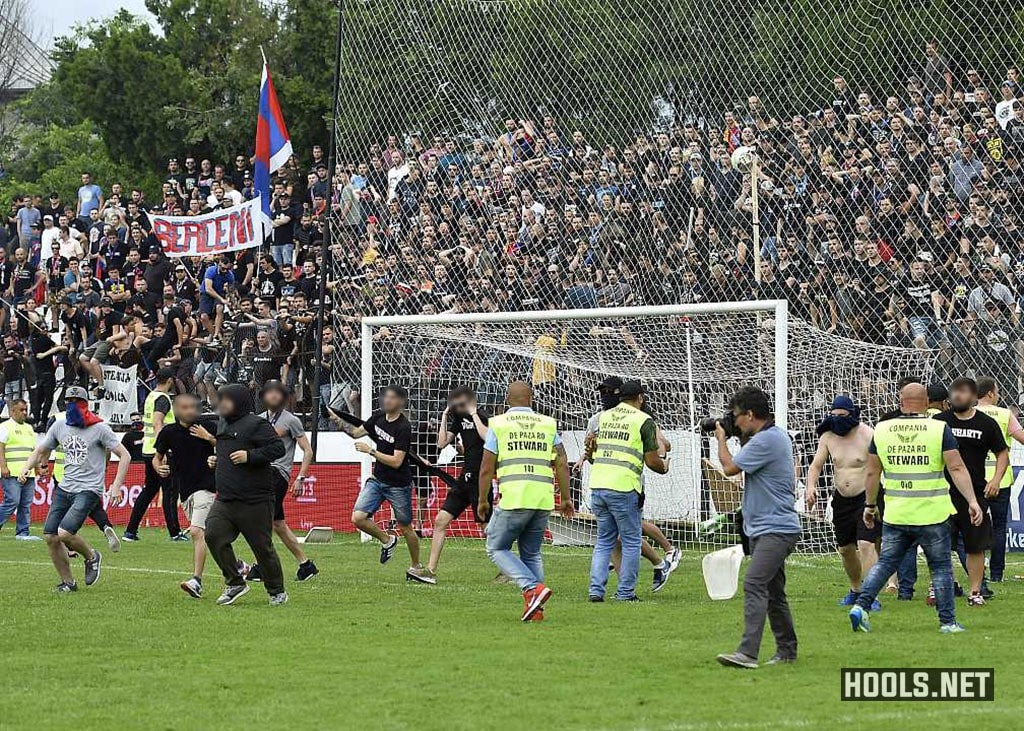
[353, 477, 413, 526]
[897, 548, 918, 595]
[856, 522, 956, 626]
[0, 476, 33, 535]
[989, 488, 1010, 580]
[271, 243, 294, 267]
[588, 489, 643, 599]
[485, 507, 548, 592]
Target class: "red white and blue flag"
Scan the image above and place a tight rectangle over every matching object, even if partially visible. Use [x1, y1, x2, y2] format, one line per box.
[254, 59, 293, 232]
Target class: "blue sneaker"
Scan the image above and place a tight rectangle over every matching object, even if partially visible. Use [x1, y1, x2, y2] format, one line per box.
[849, 605, 871, 632]
[939, 622, 967, 634]
[838, 590, 859, 606]
[870, 598, 882, 612]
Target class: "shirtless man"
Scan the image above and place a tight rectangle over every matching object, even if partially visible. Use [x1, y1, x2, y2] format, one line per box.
[806, 395, 881, 610]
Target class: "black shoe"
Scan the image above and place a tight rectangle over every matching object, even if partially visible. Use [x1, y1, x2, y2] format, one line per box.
[614, 595, 641, 603]
[652, 565, 669, 593]
[83, 550, 102, 586]
[587, 595, 604, 603]
[380, 536, 398, 565]
[953, 581, 964, 597]
[246, 564, 263, 582]
[54, 581, 78, 593]
[897, 593, 914, 601]
[980, 584, 995, 599]
[296, 560, 319, 582]
[122, 532, 140, 542]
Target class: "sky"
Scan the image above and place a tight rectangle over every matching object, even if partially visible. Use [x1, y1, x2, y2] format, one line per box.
[34, 0, 155, 45]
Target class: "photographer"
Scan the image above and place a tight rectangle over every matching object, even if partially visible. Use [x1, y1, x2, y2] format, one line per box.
[713, 386, 801, 669]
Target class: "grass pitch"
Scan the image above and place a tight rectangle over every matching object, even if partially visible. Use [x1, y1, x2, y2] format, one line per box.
[1, 530, 1022, 730]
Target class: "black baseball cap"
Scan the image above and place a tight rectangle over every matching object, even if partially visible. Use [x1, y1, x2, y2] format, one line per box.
[927, 383, 948, 403]
[597, 376, 623, 393]
[620, 380, 646, 398]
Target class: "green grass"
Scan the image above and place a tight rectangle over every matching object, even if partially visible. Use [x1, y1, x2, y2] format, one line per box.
[1, 530, 1022, 731]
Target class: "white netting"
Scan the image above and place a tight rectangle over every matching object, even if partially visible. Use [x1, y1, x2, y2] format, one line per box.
[324, 1, 1024, 549]
[362, 305, 936, 552]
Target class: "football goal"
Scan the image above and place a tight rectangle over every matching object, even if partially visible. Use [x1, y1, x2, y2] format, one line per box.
[359, 302, 935, 552]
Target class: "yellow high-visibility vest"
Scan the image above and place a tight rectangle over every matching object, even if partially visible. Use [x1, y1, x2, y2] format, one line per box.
[874, 415, 952, 526]
[0, 418, 35, 475]
[143, 390, 175, 455]
[977, 404, 1013, 489]
[490, 409, 558, 511]
[588, 403, 648, 493]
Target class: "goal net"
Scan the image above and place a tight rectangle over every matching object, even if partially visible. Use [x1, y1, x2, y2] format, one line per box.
[359, 303, 936, 553]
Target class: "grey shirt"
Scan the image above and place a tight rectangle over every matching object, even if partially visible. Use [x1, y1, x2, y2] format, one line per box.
[261, 409, 305, 479]
[732, 425, 801, 538]
[41, 419, 120, 494]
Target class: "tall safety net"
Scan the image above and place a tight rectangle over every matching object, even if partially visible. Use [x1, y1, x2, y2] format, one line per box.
[361, 305, 935, 552]
[325, 1, 1023, 549]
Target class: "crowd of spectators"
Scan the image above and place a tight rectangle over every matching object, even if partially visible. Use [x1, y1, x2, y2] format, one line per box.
[4, 41, 1024, 430]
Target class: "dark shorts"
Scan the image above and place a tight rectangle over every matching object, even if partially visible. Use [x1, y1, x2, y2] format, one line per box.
[273, 470, 289, 522]
[198, 294, 220, 316]
[441, 470, 484, 522]
[949, 506, 993, 553]
[832, 491, 881, 546]
[43, 488, 100, 535]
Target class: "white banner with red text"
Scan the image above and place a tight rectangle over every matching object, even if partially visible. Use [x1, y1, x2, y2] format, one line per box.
[152, 195, 266, 258]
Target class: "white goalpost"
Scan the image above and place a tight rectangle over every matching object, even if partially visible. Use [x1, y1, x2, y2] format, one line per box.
[357, 302, 935, 552]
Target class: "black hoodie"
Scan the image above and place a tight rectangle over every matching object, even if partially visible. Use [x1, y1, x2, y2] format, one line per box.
[215, 384, 286, 503]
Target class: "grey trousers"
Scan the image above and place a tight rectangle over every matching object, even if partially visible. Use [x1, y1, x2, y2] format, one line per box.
[737, 532, 800, 660]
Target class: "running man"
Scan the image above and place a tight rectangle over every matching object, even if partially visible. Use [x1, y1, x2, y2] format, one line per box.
[478, 381, 575, 621]
[806, 395, 882, 610]
[152, 394, 217, 598]
[20, 386, 131, 592]
[932, 377, 1008, 606]
[124, 368, 183, 541]
[408, 386, 489, 584]
[346, 385, 421, 570]
[242, 380, 318, 582]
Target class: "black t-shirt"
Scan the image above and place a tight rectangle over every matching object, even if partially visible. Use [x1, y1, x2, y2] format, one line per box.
[364, 410, 413, 486]
[251, 347, 283, 385]
[121, 428, 144, 461]
[932, 409, 1007, 502]
[11, 264, 36, 297]
[154, 418, 217, 499]
[446, 409, 490, 476]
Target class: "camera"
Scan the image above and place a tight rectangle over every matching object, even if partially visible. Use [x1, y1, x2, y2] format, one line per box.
[700, 412, 740, 438]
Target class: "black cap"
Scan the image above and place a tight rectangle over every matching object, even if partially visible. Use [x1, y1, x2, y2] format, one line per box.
[597, 376, 623, 393]
[927, 383, 948, 403]
[620, 380, 646, 398]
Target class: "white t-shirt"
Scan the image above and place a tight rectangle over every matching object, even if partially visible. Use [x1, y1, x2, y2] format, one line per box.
[996, 99, 1016, 130]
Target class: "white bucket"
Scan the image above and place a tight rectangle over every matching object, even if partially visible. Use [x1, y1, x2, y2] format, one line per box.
[701, 545, 744, 600]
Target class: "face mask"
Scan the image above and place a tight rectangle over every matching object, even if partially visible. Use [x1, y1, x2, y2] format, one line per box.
[816, 412, 859, 437]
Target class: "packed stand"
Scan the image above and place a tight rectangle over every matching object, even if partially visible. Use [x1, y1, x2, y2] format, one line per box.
[5, 42, 1024, 429]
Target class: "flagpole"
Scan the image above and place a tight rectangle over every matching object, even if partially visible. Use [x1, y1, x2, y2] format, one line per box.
[311, 0, 345, 460]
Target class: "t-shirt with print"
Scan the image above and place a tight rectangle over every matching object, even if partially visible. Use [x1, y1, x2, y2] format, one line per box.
[260, 409, 305, 480]
[446, 409, 490, 477]
[40, 418, 120, 494]
[363, 410, 412, 486]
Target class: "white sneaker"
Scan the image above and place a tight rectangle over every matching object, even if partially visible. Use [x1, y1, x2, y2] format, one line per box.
[216, 583, 250, 605]
[15, 534, 42, 541]
[104, 526, 121, 552]
[180, 577, 202, 599]
[269, 592, 289, 606]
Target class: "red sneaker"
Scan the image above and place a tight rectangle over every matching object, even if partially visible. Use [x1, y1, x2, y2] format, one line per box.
[530, 609, 545, 622]
[521, 583, 552, 622]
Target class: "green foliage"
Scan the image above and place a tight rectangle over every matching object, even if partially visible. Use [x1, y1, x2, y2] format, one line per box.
[0, 120, 160, 205]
